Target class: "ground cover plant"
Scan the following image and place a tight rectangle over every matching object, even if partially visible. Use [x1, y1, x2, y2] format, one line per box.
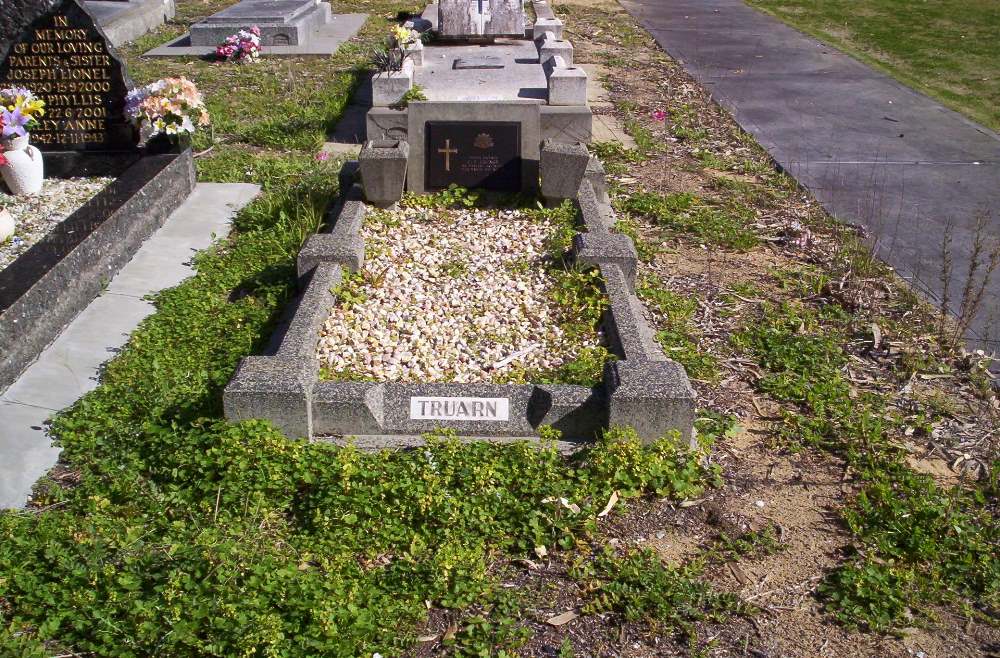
[0, 1, 737, 656]
[318, 194, 614, 385]
[747, 0, 1000, 131]
[0, 0, 998, 656]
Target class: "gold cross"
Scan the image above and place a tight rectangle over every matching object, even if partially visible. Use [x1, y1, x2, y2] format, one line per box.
[438, 139, 458, 171]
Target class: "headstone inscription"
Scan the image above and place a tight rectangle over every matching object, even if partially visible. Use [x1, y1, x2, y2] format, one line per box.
[0, 0, 136, 152]
[425, 121, 521, 190]
[438, 0, 525, 38]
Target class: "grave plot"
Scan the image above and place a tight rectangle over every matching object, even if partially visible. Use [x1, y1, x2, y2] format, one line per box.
[225, 144, 696, 444]
[0, 177, 112, 270]
[0, 0, 197, 390]
[317, 199, 610, 384]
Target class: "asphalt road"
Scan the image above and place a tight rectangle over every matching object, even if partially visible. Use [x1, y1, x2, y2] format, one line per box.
[620, 0, 1000, 351]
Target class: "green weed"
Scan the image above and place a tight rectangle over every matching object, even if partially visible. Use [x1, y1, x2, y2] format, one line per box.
[637, 274, 720, 381]
[618, 191, 759, 250]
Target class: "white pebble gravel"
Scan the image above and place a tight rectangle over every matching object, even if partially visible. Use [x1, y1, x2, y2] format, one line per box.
[0, 177, 112, 271]
[317, 204, 601, 383]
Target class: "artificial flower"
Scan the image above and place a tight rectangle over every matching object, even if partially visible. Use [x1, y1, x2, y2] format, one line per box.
[1, 109, 29, 138]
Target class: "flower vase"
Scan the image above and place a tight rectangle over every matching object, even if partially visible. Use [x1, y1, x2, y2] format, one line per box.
[1, 133, 44, 196]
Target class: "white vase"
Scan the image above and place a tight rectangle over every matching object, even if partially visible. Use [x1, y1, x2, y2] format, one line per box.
[0, 209, 13, 242]
[1, 134, 44, 196]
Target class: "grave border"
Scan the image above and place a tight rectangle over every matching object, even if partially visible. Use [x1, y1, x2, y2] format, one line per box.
[224, 154, 695, 445]
[0, 145, 196, 391]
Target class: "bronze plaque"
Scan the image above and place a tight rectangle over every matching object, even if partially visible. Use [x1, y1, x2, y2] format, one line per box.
[0, 0, 136, 152]
[425, 121, 521, 191]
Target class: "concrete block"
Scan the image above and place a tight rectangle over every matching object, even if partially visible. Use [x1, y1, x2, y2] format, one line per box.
[540, 105, 593, 144]
[539, 37, 573, 67]
[223, 356, 313, 439]
[404, 38, 424, 66]
[547, 65, 588, 106]
[532, 17, 563, 41]
[297, 192, 366, 278]
[577, 179, 614, 232]
[274, 264, 341, 362]
[574, 232, 639, 283]
[540, 139, 591, 201]
[371, 59, 414, 107]
[359, 139, 409, 206]
[312, 382, 385, 436]
[601, 263, 658, 359]
[585, 157, 610, 204]
[532, 0, 556, 20]
[529, 385, 605, 440]
[603, 359, 696, 444]
[366, 106, 409, 142]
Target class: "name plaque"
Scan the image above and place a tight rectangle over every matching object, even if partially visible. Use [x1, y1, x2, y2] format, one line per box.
[410, 396, 511, 421]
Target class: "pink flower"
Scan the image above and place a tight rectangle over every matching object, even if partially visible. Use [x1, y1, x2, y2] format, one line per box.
[652, 110, 667, 121]
[315, 151, 330, 162]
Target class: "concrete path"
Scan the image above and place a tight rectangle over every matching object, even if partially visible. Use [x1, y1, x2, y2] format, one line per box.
[620, 0, 1000, 350]
[0, 183, 259, 509]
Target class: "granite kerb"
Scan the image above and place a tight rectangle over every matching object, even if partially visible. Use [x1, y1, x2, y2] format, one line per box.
[0, 147, 196, 392]
[223, 159, 695, 443]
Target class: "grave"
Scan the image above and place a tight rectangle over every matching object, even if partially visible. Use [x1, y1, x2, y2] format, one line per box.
[0, 0, 196, 390]
[224, 149, 696, 445]
[84, 0, 177, 46]
[365, 0, 593, 194]
[143, 0, 368, 57]
[223, 0, 694, 446]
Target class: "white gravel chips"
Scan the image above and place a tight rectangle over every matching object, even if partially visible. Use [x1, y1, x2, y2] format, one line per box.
[317, 204, 602, 383]
[0, 177, 112, 271]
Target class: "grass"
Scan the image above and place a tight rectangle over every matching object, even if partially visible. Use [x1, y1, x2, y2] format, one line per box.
[747, 0, 1000, 131]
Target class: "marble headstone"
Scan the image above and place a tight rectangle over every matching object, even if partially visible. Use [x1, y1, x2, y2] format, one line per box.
[0, 0, 137, 152]
[438, 0, 525, 38]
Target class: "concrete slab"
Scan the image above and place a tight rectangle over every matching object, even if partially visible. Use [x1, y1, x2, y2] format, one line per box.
[592, 112, 636, 147]
[1, 295, 153, 411]
[0, 402, 60, 509]
[143, 12, 367, 57]
[86, 0, 176, 46]
[621, 0, 1000, 349]
[416, 40, 547, 102]
[0, 183, 259, 510]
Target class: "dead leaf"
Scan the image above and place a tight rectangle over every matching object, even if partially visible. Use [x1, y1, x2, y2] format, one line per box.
[871, 323, 882, 349]
[729, 562, 750, 585]
[546, 610, 579, 626]
[534, 544, 548, 558]
[443, 622, 458, 642]
[417, 634, 438, 642]
[679, 497, 707, 508]
[597, 491, 619, 518]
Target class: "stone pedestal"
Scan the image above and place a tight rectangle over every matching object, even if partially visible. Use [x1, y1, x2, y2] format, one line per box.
[372, 58, 415, 107]
[359, 140, 409, 206]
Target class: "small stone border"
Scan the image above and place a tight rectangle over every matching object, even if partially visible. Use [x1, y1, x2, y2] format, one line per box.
[224, 148, 695, 444]
[0, 147, 196, 391]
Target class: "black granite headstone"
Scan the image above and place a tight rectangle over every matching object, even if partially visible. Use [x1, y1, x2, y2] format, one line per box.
[0, 0, 137, 152]
[425, 121, 521, 191]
